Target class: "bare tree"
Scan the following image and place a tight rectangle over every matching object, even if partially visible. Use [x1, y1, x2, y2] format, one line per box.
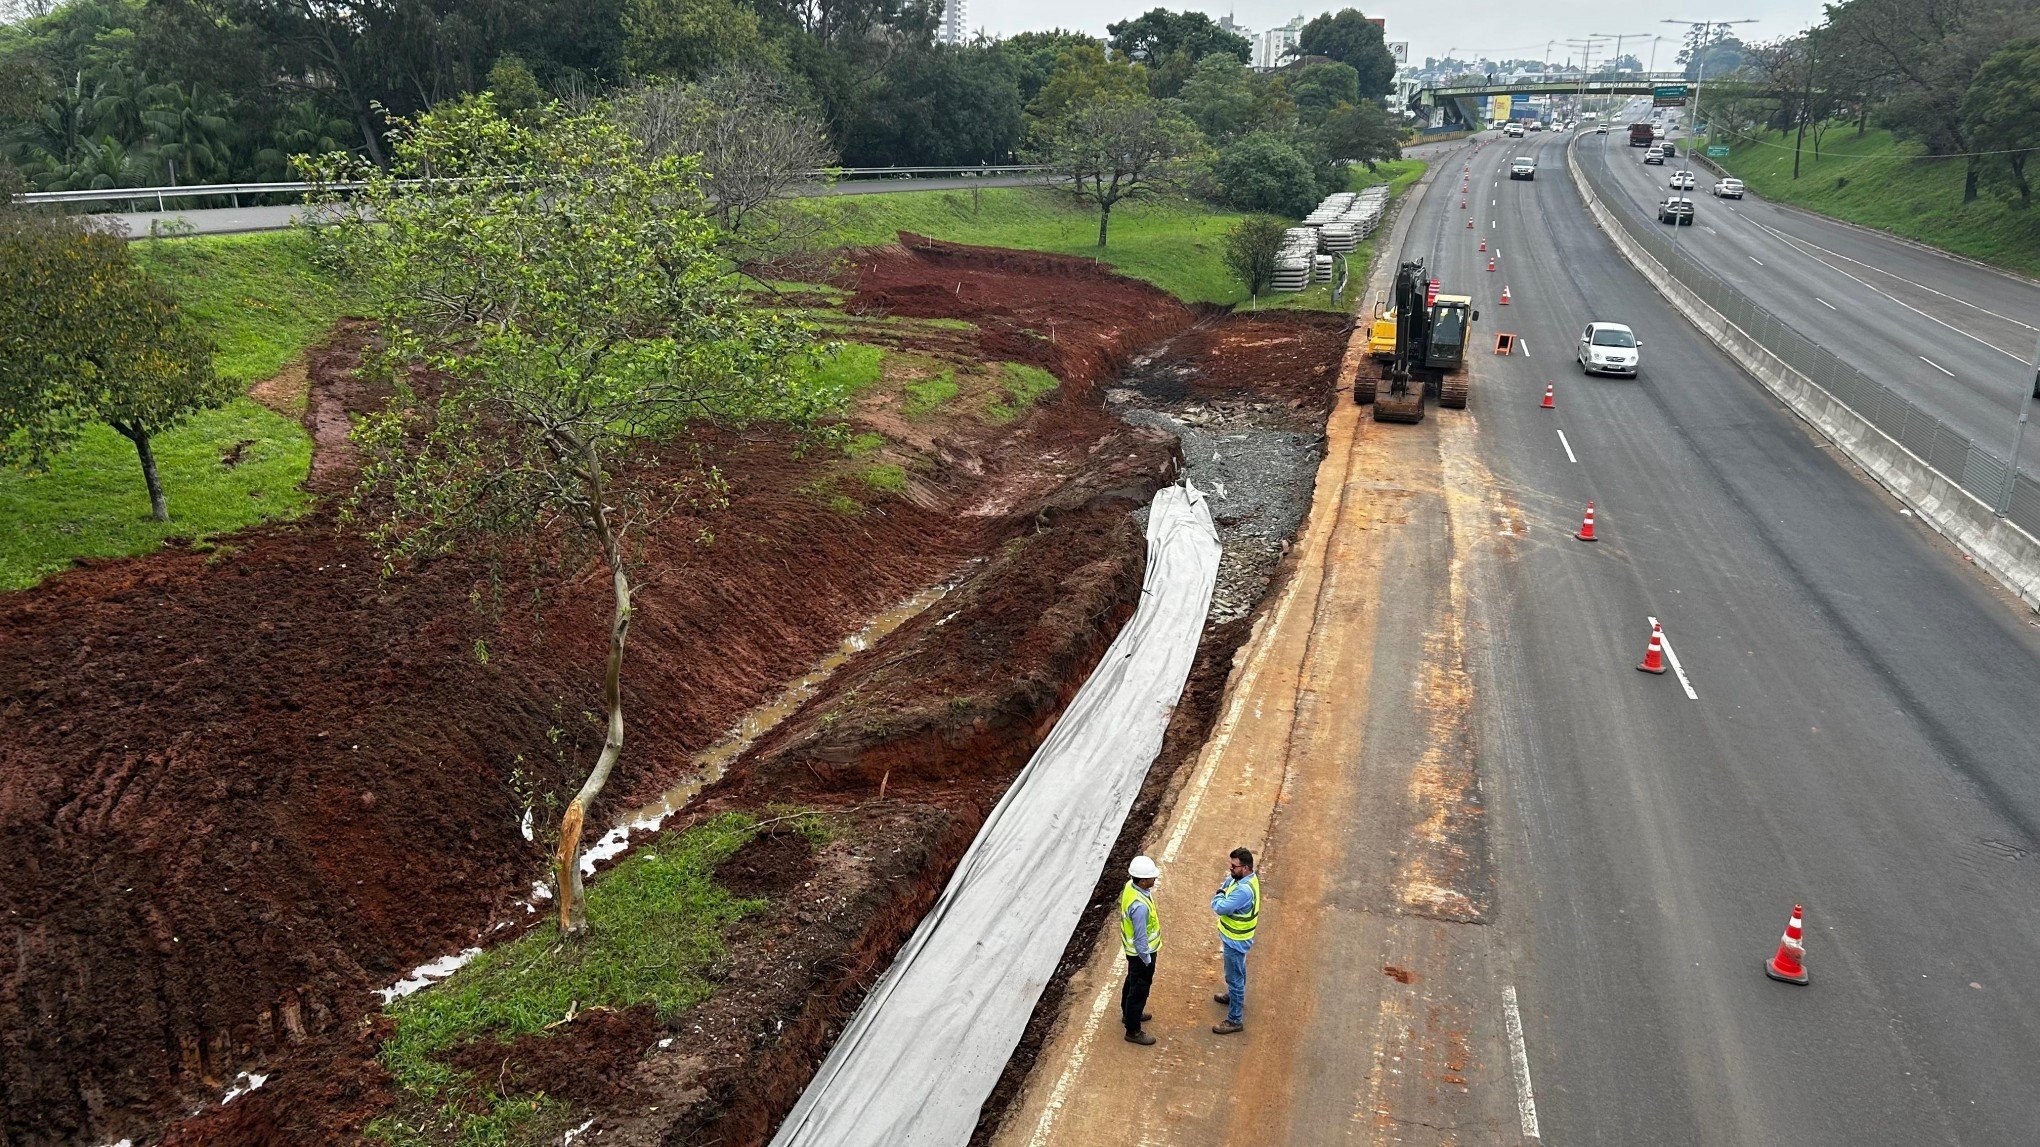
[617, 70, 839, 275]
[1033, 92, 1207, 248]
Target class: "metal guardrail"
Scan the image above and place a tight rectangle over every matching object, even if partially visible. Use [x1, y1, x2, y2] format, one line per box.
[1577, 147, 2040, 539]
[13, 165, 1050, 210]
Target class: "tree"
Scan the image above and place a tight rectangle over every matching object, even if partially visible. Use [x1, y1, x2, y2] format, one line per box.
[1104, 8, 1248, 67]
[1210, 130, 1320, 217]
[1823, 0, 2012, 202]
[307, 97, 827, 937]
[1025, 40, 1146, 124]
[1963, 38, 2040, 205]
[619, 0, 767, 79]
[1222, 214, 1286, 300]
[841, 44, 1023, 165]
[1318, 98, 1401, 170]
[1177, 52, 1257, 141]
[1283, 60, 1359, 123]
[0, 212, 229, 521]
[1033, 91, 1204, 247]
[1294, 9, 1396, 99]
[991, 28, 1099, 106]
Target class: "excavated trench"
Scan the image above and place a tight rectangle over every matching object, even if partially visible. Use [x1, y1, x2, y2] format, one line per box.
[4, 238, 1345, 1147]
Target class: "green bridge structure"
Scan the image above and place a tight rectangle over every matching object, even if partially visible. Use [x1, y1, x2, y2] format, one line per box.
[1412, 72, 1740, 129]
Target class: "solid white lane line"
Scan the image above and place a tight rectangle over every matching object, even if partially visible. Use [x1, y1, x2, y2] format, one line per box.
[1557, 429, 1577, 463]
[1746, 218, 2030, 360]
[1921, 356, 1955, 377]
[1748, 255, 1765, 266]
[1503, 986, 1542, 1140]
[1647, 615, 1700, 701]
[1748, 218, 2039, 334]
[1816, 297, 1836, 310]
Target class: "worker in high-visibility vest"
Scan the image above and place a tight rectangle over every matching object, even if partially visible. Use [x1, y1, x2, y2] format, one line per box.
[1120, 855, 1162, 1046]
[1210, 847, 1260, 1034]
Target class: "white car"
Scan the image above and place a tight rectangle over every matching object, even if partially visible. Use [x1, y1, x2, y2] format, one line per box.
[1713, 177, 1745, 199]
[1510, 156, 1537, 180]
[1578, 322, 1642, 377]
[1669, 171, 1696, 190]
[1643, 145, 1666, 165]
[1595, 124, 1609, 134]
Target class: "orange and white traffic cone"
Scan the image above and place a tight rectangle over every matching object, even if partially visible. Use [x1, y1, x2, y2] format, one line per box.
[1638, 622, 1667, 674]
[1479, 238, 1487, 252]
[1468, 217, 1475, 229]
[1541, 382, 1555, 409]
[1575, 501, 1598, 541]
[1489, 256, 1497, 272]
[1765, 904, 1811, 985]
[1500, 285, 1512, 304]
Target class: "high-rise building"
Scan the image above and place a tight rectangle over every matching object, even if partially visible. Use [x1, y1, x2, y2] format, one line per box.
[1253, 16, 1307, 69]
[939, 0, 968, 45]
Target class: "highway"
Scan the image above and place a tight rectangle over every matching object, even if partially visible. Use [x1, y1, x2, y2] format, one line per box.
[96, 173, 1044, 238]
[997, 126, 2040, 1146]
[1579, 100, 2040, 473]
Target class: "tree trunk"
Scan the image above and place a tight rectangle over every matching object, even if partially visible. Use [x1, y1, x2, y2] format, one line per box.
[1965, 155, 1981, 203]
[115, 423, 168, 521]
[2010, 154, 2031, 207]
[555, 456, 632, 937]
[1097, 202, 1111, 248]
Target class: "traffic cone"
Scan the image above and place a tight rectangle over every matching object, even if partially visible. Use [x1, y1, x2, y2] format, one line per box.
[1479, 238, 1487, 252]
[1540, 382, 1555, 409]
[1488, 256, 1497, 272]
[1765, 905, 1811, 985]
[1575, 501, 1597, 541]
[1461, 199, 1468, 208]
[1468, 218, 1475, 229]
[1500, 285, 1511, 304]
[1638, 623, 1667, 674]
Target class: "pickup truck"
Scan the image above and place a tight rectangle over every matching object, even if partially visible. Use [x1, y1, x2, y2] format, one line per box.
[1629, 123, 1655, 147]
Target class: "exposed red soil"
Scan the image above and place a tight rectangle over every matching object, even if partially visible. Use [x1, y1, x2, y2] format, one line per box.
[1, 239, 1207, 1146]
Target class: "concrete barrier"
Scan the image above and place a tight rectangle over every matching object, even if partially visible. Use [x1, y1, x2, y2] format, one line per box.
[1567, 139, 2040, 613]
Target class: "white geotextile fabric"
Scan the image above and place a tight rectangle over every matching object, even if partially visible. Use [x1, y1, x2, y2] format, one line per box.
[771, 482, 1221, 1147]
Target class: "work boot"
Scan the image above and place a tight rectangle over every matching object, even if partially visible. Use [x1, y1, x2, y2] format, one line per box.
[1212, 1020, 1244, 1035]
[1142, 1012, 1153, 1021]
[1214, 993, 1230, 1004]
[1126, 1029, 1157, 1046]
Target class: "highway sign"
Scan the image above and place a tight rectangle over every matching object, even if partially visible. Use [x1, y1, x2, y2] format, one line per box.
[1654, 84, 1689, 108]
[1707, 145, 1730, 158]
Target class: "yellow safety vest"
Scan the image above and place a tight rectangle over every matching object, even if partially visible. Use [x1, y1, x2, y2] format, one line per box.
[1217, 874, 1260, 942]
[1119, 881, 1161, 956]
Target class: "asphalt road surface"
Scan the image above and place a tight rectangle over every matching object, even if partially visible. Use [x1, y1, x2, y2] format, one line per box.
[98, 173, 1044, 238]
[997, 130, 2040, 1146]
[1582, 100, 2040, 474]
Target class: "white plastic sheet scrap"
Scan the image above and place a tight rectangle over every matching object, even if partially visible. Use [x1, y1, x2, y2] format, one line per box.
[771, 482, 1221, 1147]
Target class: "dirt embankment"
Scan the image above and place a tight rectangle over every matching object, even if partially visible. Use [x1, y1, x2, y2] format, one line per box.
[3, 236, 1350, 1147]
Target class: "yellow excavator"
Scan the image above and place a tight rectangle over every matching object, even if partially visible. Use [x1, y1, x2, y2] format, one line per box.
[1358, 259, 1478, 423]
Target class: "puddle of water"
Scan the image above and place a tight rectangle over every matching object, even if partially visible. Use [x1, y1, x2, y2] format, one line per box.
[573, 569, 975, 878]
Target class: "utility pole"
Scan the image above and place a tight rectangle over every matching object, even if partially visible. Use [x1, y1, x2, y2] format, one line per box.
[2002, 334, 2040, 517]
[1597, 32, 1653, 117]
[1663, 18, 1758, 144]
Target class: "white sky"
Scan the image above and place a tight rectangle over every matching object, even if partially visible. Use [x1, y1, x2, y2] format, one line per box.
[959, 0, 1829, 65]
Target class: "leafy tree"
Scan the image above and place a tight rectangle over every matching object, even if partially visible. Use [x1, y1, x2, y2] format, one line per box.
[1221, 214, 1286, 300]
[0, 212, 228, 520]
[841, 43, 1022, 165]
[1025, 40, 1146, 124]
[991, 28, 1098, 106]
[144, 81, 233, 184]
[620, 0, 767, 79]
[1284, 60, 1359, 123]
[486, 54, 548, 114]
[306, 97, 826, 937]
[1210, 130, 1320, 217]
[1104, 8, 1248, 66]
[1033, 90, 1204, 247]
[1294, 9, 1396, 99]
[1963, 38, 2040, 205]
[1318, 98, 1401, 170]
[1177, 52, 1257, 141]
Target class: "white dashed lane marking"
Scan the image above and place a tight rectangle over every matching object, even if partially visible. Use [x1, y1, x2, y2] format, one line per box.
[1816, 298, 1836, 310]
[1920, 356, 1955, 377]
[1557, 429, 1577, 463]
[1748, 255, 1765, 266]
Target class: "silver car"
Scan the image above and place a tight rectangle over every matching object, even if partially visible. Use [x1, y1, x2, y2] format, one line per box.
[1578, 322, 1642, 377]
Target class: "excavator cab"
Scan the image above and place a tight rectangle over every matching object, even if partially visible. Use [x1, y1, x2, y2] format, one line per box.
[1361, 259, 1476, 423]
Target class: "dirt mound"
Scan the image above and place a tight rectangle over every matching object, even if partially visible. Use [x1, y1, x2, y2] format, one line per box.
[448, 1005, 663, 1106]
[714, 831, 817, 898]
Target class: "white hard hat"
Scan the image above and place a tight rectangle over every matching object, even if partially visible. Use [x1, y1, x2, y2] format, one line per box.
[1128, 855, 1160, 880]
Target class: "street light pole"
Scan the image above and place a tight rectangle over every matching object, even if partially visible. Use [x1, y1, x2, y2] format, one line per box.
[2002, 334, 2040, 517]
[1664, 18, 1759, 145]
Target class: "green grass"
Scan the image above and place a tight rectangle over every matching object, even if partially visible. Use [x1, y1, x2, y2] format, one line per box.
[808, 159, 1427, 310]
[800, 341, 889, 399]
[902, 370, 960, 418]
[2, 230, 353, 591]
[858, 462, 909, 493]
[0, 400, 314, 590]
[1714, 126, 2040, 277]
[368, 811, 820, 1146]
[985, 362, 1061, 424]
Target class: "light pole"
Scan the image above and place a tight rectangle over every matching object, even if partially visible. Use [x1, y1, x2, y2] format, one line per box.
[2002, 334, 2040, 517]
[1596, 32, 1652, 116]
[1663, 18, 1759, 144]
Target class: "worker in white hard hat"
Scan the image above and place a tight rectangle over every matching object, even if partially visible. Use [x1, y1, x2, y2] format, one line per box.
[1120, 855, 1162, 1045]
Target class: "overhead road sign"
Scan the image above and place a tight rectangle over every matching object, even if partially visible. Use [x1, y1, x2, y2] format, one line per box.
[1654, 84, 1689, 107]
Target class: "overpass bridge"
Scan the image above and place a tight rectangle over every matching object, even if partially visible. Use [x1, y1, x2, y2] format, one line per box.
[1412, 72, 1707, 129]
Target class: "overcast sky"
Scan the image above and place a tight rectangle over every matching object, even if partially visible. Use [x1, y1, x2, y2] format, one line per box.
[959, 0, 1828, 64]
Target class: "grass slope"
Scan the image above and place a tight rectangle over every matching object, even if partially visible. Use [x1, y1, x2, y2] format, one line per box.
[807, 159, 1426, 310]
[1714, 127, 2040, 277]
[0, 231, 349, 591]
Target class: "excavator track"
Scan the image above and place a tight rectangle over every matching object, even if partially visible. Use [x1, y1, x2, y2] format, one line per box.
[1353, 373, 1378, 405]
[1438, 374, 1469, 409]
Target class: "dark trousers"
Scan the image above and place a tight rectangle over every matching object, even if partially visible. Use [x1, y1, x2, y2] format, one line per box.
[1122, 953, 1156, 1033]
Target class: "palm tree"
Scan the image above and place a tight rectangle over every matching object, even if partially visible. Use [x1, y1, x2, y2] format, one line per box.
[144, 83, 234, 185]
[89, 66, 168, 147]
[251, 99, 353, 180]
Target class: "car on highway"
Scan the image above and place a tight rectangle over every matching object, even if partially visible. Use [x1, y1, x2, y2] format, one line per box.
[1669, 171, 1697, 190]
[1578, 322, 1642, 376]
[1659, 140, 1678, 157]
[1712, 177, 1746, 199]
[1657, 195, 1697, 224]
[1505, 122, 1526, 137]
[1643, 145, 1667, 165]
[1595, 124, 1609, 134]
[1529, 120, 1545, 131]
[1510, 156, 1537, 180]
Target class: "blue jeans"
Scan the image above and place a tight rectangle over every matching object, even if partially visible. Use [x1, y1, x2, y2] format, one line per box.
[1222, 945, 1248, 1024]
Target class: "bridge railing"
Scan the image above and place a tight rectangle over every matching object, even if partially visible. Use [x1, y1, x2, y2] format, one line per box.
[11, 165, 1051, 211]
